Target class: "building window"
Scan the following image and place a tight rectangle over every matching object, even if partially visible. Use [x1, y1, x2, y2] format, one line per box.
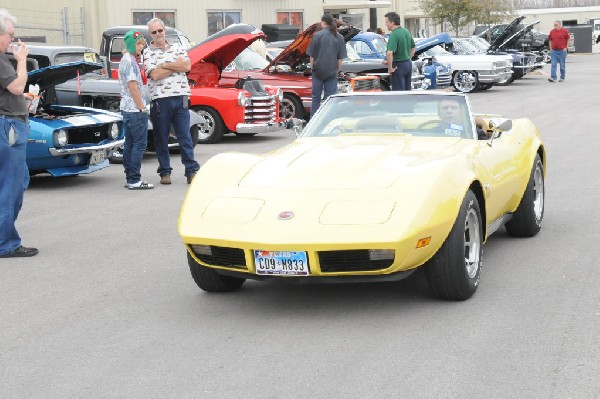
[207, 11, 241, 35]
[277, 11, 303, 28]
[133, 11, 177, 27]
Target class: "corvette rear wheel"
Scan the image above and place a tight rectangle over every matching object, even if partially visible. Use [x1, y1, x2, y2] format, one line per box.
[187, 252, 245, 292]
[505, 154, 544, 237]
[425, 190, 483, 301]
[193, 106, 225, 144]
[453, 71, 478, 93]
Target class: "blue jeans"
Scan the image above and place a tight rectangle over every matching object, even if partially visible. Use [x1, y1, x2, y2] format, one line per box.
[149, 96, 199, 177]
[0, 118, 30, 255]
[310, 75, 338, 117]
[550, 50, 567, 80]
[122, 111, 149, 184]
[390, 60, 412, 91]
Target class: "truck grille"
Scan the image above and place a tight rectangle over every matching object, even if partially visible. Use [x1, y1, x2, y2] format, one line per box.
[245, 95, 277, 123]
[350, 76, 380, 91]
[67, 124, 111, 145]
[436, 67, 452, 88]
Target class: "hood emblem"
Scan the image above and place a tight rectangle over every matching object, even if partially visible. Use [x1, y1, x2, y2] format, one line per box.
[278, 211, 295, 220]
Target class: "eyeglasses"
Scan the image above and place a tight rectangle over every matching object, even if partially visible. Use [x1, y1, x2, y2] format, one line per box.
[2, 31, 14, 38]
[440, 106, 459, 110]
[150, 28, 164, 35]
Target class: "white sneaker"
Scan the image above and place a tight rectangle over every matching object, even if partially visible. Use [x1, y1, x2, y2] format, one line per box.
[126, 180, 154, 190]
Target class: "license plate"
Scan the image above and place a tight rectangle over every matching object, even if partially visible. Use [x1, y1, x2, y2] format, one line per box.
[254, 251, 309, 276]
[89, 150, 105, 165]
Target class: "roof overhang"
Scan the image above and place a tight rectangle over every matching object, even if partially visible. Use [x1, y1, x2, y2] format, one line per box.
[323, 0, 391, 9]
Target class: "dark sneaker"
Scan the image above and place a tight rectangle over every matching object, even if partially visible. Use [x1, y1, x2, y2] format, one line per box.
[187, 173, 196, 184]
[160, 174, 171, 185]
[548, 78, 555, 83]
[126, 180, 154, 190]
[559, 79, 564, 82]
[0, 245, 39, 258]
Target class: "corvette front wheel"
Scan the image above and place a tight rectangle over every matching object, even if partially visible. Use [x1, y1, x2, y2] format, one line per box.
[187, 252, 245, 292]
[425, 190, 483, 301]
[505, 154, 544, 237]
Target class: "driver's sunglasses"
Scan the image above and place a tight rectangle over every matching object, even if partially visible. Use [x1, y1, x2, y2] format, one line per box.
[440, 105, 459, 110]
[151, 28, 164, 35]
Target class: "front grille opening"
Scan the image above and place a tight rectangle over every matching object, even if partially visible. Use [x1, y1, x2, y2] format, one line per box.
[67, 124, 110, 144]
[190, 245, 247, 269]
[318, 250, 394, 273]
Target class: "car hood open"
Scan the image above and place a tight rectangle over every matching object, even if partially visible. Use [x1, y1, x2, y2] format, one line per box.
[414, 33, 453, 57]
[267, 22, 360, 70]
[486, 16, 525, 51]
[187, 23, 265, 71]
[27, 61, 104, 92]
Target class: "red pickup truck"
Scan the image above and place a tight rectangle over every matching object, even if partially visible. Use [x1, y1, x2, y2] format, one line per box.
[100, 25, 289, 143]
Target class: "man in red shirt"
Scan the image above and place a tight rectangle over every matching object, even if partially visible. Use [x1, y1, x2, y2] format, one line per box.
[547, 21, 571, 82]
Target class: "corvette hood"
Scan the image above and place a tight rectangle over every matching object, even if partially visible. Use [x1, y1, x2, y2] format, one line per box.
[27, 61, 103, 92]
[238, 136, 463, 189]
[187, 23, 265, 69]
[268, 22, 360, 70]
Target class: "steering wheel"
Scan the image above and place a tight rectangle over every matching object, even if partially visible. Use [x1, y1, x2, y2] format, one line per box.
[416, 119, 443, 130]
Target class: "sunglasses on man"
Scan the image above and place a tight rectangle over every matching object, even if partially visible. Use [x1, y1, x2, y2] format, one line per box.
[151, 28, 164, 35]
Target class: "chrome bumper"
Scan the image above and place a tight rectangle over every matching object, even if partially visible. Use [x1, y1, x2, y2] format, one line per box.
[236, 121, 289, 134]
[479, 71, 513, 84]
[48, 139, 125, 156]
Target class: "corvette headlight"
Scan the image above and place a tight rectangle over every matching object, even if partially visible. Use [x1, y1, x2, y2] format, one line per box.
[109, 123, 120, 139]
[238, 91, 250, 107]
[54, 129, 68, 147]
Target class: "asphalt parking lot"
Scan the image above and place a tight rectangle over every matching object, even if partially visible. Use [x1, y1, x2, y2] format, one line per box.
[2, 53, 600, 398]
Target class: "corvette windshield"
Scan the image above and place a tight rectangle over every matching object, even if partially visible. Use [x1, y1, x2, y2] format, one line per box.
[301, 94, 476, 140]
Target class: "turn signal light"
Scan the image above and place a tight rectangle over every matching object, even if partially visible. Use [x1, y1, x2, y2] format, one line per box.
[416, 237, 431, 248]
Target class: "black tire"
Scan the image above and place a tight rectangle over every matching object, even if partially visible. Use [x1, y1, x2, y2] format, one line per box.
[192, 106, 225, 144]
[452, 70, 478, 93]
[505, 155, 544, 237]
[495, 74, 515, 86]
[190, 124, 199, 147]
[108, 147, 123, 164]
[280, 93, 305, 120]
[187, 252, 245, 292]
[425, 190, 483, 301]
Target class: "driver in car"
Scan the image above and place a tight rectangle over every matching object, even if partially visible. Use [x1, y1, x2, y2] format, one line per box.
[437, 98, 465, 137]
[438, 98, 488, 140]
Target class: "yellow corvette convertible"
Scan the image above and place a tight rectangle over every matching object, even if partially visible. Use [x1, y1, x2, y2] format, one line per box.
[179, 92, 545, 300]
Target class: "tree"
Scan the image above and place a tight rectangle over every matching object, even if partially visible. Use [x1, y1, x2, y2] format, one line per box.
[419, 0, 482, 36]
[475, 0, 514, 27]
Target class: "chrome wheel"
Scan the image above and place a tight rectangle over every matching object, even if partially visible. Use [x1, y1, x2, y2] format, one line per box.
[464, 208, 482, 279]
[453, 71, 478, 93]
[196, 110, 217, 141]
[533, 161, 544, 223]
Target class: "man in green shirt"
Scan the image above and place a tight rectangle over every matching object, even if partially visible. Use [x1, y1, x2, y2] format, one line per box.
[384, 12, 415, 91]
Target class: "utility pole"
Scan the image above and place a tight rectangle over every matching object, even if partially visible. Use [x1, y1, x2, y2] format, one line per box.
[370, 0, 377, 31]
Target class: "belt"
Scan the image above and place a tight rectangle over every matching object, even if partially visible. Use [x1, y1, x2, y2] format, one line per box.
[0, 114, 28, 122]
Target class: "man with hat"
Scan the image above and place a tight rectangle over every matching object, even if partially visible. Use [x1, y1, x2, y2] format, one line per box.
[119, 29, 153, 189]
